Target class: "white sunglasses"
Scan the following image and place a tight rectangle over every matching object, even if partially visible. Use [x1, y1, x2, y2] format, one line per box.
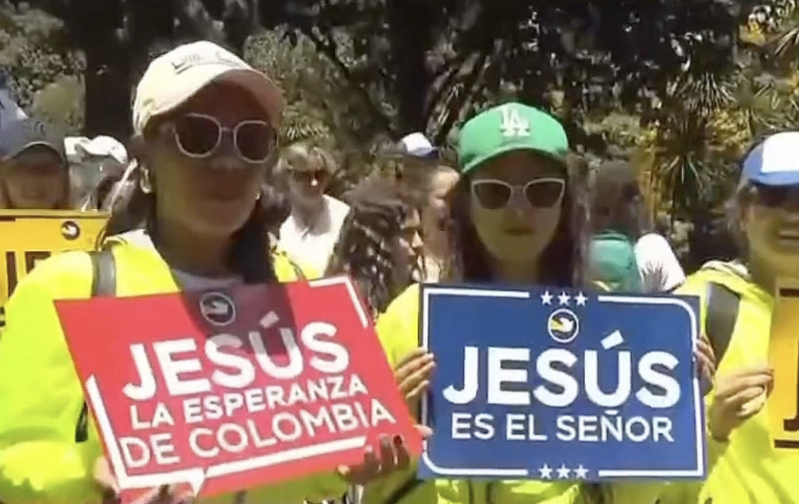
[471, 177, 566, 209]
[170, 113, 274, 163]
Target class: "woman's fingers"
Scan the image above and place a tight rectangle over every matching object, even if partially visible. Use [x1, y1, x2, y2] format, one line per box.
[377, 435, 396, 474]
[716, 369, 773, 398]
[405, 380, 430, 402]
[399, 360, 435, 388]
[396, 348, 429, 368]
[93, 457, 121, 496]
[695, 341, 716, 376]
[415, 424, 433, 439]
[394, 436, 411, 470]
[395, 352, 434, 384]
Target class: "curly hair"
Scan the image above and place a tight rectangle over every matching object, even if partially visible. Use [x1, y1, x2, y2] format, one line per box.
[325, 179, 420, 316]
[443, 153, 592, 287]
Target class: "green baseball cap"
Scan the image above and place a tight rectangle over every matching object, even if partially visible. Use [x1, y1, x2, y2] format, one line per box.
[457, 102, 569, 175]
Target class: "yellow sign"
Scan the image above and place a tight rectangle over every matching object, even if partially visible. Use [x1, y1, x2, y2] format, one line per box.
[0, 210, 108, 328]
[768, 280, 799, 449]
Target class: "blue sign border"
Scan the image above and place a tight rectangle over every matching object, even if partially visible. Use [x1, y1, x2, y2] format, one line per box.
[419, 284, 706, 480]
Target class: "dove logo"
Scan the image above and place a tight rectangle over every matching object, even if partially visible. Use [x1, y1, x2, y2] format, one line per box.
[199, 292, 236, 327]
[547, 308, 579, 344]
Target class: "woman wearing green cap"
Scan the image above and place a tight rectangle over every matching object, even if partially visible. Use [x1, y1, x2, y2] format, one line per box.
[363, 103, 689, 504]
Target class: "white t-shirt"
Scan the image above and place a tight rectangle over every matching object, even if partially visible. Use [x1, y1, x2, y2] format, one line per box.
[279, 195, 350, 275]
[634, 233, 686, 293]
[121, 229, 242, 290]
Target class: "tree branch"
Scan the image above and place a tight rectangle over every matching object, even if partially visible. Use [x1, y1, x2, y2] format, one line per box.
[170, 0, 226, 47]
[298, 25, 395, 135]
[433, 52, 488, 144]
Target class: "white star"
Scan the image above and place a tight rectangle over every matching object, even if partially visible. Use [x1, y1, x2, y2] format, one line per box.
[557, 292, 570, 305]
[574, 464, 589, 479]
[556, 464, 570, 479]
[541, 290, 553, 305]
[574, 292, 587, 306]
[538, 463, 553, 479]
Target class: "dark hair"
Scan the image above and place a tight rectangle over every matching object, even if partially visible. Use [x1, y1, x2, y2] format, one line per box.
[445, 152, 604, 503]
[721, 137, 770, 261]
[590, 160, 645, 239]
[325, 179, 420, 315]
[261, 183, 290, 233]
[723, 182, 754, 258]
[443, 153, 591, 287]
[100, 130, 276, 284]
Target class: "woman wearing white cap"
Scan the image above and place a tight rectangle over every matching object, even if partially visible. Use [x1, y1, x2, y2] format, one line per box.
[659, 132, 799, 503]
[0, 41, 412, 504]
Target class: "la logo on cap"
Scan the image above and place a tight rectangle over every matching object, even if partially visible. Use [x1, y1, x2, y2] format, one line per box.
[499, 104, 529, 138]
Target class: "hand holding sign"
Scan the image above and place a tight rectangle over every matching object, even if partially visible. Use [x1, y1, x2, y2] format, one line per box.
[708, 366, 773, 442]
[57, 277, 420, 502]
[419, 285, 705, 481]
[395, 348, 436, 409]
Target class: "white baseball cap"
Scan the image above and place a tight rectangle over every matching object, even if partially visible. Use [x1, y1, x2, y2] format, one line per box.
[741, 131, 799, 187]
[399, 132, 438, 158]
[132, 41, 284, 134]
[65, 135, 128, 165]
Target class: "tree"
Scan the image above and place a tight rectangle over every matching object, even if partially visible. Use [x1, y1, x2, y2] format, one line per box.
[0, 3, 82, 117]
[5, 0, 272, 138]
[281, 0, 760, 154]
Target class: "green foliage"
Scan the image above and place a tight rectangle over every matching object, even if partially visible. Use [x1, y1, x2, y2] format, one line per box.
[0, 3, 82, 111]
[30, 74, 83, 134]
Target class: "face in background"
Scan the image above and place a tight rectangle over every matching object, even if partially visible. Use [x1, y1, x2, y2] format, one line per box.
[0, 147, 66, 209]
[469, 150, 567, 264]
[285, 151, 332, 207]
[422, 167, 459, 242]
[144, 82, 273, 238]
[392, 207, 423, 283]
[743, 183, 799, 278]
[428, 167, 458, 212]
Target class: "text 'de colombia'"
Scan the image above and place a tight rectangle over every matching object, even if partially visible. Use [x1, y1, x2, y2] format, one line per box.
[56, 276, 419, 499]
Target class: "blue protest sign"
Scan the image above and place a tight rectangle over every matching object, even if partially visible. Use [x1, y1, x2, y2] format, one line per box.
[418, 284, 705, 482]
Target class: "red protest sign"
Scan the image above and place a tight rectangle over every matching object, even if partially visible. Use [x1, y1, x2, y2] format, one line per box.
[56, 276, 419, 500]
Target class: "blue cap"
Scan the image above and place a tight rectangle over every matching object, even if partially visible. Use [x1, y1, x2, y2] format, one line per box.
[741, 131, 799, 186]
[0, 117, 65, 164]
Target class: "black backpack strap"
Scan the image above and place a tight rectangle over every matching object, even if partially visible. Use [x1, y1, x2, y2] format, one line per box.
[290, 259, 305, 280]
[75, 250, 117, 444]
[90, 249, 117, 297]
[705, 281, 741, 365]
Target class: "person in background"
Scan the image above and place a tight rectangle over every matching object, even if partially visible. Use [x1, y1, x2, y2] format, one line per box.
[76, 160, 127, 211]
[66, 136, 129, 210]
[660, 131, 799, 504]
[0, 117, 71, 210]
[276, 142, 350, 274]
[0, 40, 410, 504]
[325, 179, 423, 317]
[635, 227, 687, 293]
[589, 160, 685, 292]
[419, 165, 457, 282]
[262, 182, 291, 240]
[391, 132, 440, 190]
[367, 103, 670, 504]
[587, 160, 644, 292]
[397, 132, 439, 159]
